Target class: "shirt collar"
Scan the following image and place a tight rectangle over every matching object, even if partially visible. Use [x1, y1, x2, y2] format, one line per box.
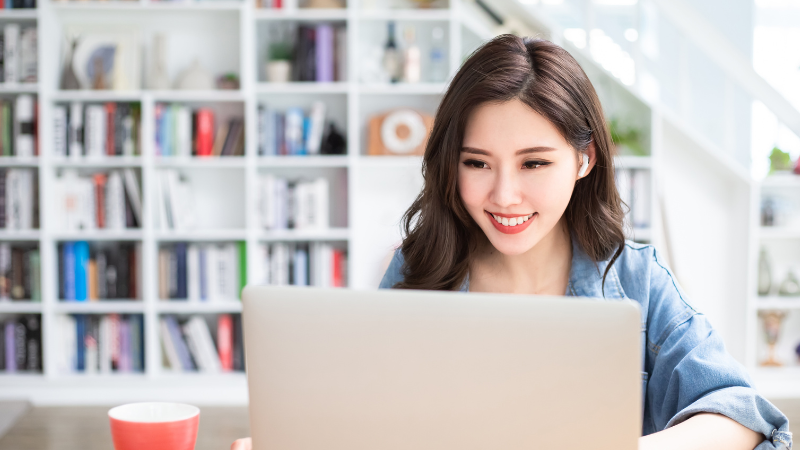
[567, 236, 627, 299]
[459, 236, 627, 300]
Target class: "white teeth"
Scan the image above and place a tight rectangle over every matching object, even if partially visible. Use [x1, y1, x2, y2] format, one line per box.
[517, 216, 526, 223]
[501, 217, 509, 226]
[493, 214, 501, 223]
[490, 212, 534, 226]
[509, 217, 517, 226]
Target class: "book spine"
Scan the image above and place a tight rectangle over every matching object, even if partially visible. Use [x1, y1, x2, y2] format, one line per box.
[195, 109, 214, 157]
[24, 315, 40, 371]
[3, 24, 18, 83]
[63, 242, 76, 300]
[14, 95, 33, 156]
[92, 173, 107, 229]
[75, 314, 85, 371]
[74, 241, 90, 302]
[176, 242, 187, 299]
[238, 241, 246, 299]
[29, 249, 39, 301]
[53, 105, 67, 157]
[68, 102, 83, 158]
[4, 321, 14, 372]
[105, 102, 116, 156]
[315, 24, 334, 82]
[232, 314, 244, 371]
[217, 314, 233, 371]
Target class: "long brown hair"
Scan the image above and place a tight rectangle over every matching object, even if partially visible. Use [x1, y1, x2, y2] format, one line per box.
[394, 34, 626, 293]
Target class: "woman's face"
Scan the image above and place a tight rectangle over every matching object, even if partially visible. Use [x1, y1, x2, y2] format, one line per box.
[458, 99, 594, 256]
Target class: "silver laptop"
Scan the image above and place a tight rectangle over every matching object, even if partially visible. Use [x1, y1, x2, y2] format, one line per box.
[242, 285, 642, 450]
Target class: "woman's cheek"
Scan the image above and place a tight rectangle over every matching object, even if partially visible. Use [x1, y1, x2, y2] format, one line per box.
[458, 170, 488, 211]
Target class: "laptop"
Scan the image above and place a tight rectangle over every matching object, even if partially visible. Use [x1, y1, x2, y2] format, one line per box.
[242, 285, 642, 450]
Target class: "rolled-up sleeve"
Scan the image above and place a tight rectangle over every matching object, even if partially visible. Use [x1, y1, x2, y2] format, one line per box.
[645, 255, 791, 449]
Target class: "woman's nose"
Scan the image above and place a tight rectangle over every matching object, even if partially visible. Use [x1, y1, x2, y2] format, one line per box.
[489, 169, 523, 207]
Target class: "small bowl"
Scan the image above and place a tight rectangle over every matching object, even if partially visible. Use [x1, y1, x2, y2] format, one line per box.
[108, 402, 200, 450]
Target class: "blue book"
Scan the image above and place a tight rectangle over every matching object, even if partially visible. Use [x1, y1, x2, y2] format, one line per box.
[75, 315, 85, 372]
[4, 0, 11, 10]
[198, 246, 207, 301]
[293, 247, 308, 286]
[176, 243, 187, 300]
[164, 316, 195, 371]
[302, 116, 311, 155]
[74, 242, 90, 302]
[154, 104, 163, 156]
[63, 242, 76, 301]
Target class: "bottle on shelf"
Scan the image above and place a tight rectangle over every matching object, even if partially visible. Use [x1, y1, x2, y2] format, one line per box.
[382, 21, 402, 83]
[429, 26, 447, 83]
[402, 25, 421, 83]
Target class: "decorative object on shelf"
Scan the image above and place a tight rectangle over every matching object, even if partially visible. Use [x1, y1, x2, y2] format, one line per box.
[609, 117, 646, 156]
[769, 146, 793, 174]
[67, 26, 141, 90]
[760, 310, 787, 366]
[175, 58, 214, 90]
[266, 42, 292, 83]
[60, 37, 82, 90]
[216, 73, 240, 90]
[402, 25, 420, 83]
[147, 33, 170, 90]
[758, 248, 772, 296]
[382, 21, 401, 83]
[429, 26, 447, 83]
[368, 109, 433, 156]
[778, 269, 800, 297]
[320, 123, 346, 155]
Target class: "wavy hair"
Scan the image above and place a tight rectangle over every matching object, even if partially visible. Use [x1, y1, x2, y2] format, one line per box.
[394, 35, 626, 293]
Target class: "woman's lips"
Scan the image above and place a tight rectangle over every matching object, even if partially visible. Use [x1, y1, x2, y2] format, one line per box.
[485, 210, 536, 235]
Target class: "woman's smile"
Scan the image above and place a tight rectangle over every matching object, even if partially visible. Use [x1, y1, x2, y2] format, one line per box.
[485, 210, 537, 234]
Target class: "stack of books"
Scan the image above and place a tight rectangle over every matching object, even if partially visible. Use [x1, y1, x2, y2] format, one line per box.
[258, 174, 329, 230]
[0, 95, 36, 157]
[0, 168, 37, 229]
[255, 242, 345, 287]
[158, 242, 246, 302]
[155, 169, 196, 230]
[55, 314, 144, 374]
[53, 102, 141, 158]
[258, 102, 329, 156]
[0, 243, 39, 301]
[58, 242, 139, 301]
[615, 168, 651, 229]
[0, 25, 37, 84]
[1, 314, 41, 373]
[160, 314, 244, 373]
[155, 104, 244, 157]
[53, 169, 142, 231]
[262, 24, 346, 82]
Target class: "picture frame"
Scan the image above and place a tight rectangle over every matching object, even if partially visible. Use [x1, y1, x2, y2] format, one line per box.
[63, 25, 141, 91]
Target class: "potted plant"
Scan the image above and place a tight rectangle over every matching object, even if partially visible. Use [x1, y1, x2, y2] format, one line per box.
[266, 42, 293, 83]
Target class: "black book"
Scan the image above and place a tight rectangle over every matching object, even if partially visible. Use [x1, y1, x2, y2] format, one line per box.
[24, 315, 40, 372]
[23, 247, 31, 299]
[96, 249, 107, 299]
[220, 118, 243, 156]
[14, 319, 26, 370]
[233, 314, 244, 371]
[301, 27, 317, 81]
[117, 245, 130, 299]
[106, 249, 118, 299]
[176, 243, 187, 300]
[32, 171, 38, 228]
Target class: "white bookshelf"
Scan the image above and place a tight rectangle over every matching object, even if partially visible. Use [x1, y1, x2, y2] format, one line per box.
[0, 0, 661, 405]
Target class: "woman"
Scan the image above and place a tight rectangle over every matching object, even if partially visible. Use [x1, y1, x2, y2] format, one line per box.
[233, 35, 790, 450]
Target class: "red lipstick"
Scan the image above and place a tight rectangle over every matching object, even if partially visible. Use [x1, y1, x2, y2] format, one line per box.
[485, 210, 536, 235]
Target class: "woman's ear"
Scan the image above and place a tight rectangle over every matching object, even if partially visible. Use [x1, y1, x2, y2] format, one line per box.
[577, 139, 597, 179]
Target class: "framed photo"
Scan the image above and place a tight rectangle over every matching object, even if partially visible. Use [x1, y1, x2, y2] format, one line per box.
[64, 25, 141, 90]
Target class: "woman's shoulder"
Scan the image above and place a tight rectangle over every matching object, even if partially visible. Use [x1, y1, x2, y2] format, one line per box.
[379, 248, 406, 289]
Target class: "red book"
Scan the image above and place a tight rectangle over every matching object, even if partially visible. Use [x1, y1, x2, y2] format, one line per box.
[217, 314, 234, 371]
[93, 173, 107, 228]
[105, 103, 116, 156]
[332, 249, 344, 287]
[195, 108, 215, 157]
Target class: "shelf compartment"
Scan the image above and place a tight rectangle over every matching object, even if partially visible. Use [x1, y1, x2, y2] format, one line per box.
[157, 301, 242, 313]
[259, 227, 349, 241]
[256, 82, 349, 94]
[55, 301, 144, 314]
[52, 91, 144, 102]
[0, 302, 42, 313]
[154, 229, 248, 241]
[53, 230, 143, 241]
[258, 155, 349, 167]
[254, 8, 348, 20]
[0, 230, 40, 241]
[51, 157, 143, 168]
[154, 157, 246, 168]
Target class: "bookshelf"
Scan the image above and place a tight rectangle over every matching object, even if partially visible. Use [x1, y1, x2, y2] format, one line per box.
[0, 0, 661, 405]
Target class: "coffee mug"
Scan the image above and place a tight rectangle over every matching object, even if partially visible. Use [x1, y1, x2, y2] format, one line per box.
[108, 402, 200, 450]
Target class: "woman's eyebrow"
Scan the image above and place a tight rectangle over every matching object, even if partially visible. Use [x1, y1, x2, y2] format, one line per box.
[461, 146, 558, 155]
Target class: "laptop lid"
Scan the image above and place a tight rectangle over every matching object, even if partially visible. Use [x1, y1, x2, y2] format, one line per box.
[243, 285, 641, 450]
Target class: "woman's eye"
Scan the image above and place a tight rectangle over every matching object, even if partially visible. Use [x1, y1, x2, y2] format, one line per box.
[463, 160, 487, 169]
[523, 160, 550, 169]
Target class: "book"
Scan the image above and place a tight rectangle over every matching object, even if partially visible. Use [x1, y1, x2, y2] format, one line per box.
[19, 26, 36, 82]
[14, 94, 34, 156]
[68, 102, 83, 157]
[160, 318, 181, 371]
[3, 24, 18, 83]
[315, 24, 334, 82]
[105, 102, 116, 156]
[217, 314, 233, 371]
[163, 315, 196, 371]
[74, 241, 90, 301]
[53, 105, 67, 157]
[195, 108, 214, 157]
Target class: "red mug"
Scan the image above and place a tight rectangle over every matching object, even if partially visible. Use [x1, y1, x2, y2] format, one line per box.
[108, 402, 200, 450]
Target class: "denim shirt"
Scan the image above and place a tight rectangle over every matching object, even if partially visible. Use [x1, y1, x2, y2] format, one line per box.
[379, 239, 792, 449]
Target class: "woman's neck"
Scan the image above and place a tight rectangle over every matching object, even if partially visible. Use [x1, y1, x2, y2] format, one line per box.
[469, 218, 573, 295]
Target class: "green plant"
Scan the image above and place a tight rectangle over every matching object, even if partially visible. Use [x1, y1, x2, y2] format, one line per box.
[269, 42, 293, 62]
[608, 117, 646, 156]
[769, 146, 793, 173]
